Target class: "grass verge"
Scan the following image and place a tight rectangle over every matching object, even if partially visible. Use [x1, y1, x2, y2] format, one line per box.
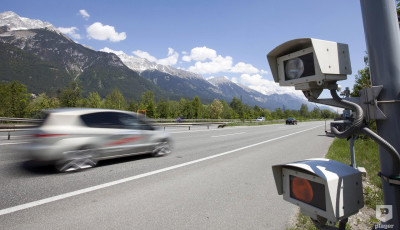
[326, 137, 382, 208]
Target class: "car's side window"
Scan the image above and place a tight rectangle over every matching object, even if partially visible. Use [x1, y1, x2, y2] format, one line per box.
[117, 113, 140, 129]
[136, 119, 154, 130]
[117, 113, 154, 130]
[81, 112, 155, 130]
[81, 112, 124, 128]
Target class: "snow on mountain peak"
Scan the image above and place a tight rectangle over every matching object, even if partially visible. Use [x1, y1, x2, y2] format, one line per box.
[101, 47, 203, 80]
[0, 11, 58, 32]
[207, 76, 232, 86]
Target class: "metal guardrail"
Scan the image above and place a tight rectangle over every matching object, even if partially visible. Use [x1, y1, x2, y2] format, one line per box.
[0, 117, 42, 140]
[0, 117, 288, 140]
[0, 117, 43, 123]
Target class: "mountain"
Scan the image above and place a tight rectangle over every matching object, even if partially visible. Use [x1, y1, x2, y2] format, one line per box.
[100, 48, 310, 110]
[0, 11, 58, 32]
[0, 11, 316, 111]
[101, 48, 218, 101]
[0, 11, 166, 99]
[208, 76, 310, 110]
[110, 49, 204, 80]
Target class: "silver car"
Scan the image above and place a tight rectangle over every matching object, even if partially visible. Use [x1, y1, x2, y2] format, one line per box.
[27, 108, 172, 172]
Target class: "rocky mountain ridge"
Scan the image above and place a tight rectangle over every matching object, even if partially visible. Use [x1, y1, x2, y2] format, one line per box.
[0, 11, 315, 111]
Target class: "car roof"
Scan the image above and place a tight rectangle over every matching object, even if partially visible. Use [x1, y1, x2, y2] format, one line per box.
[45, 108, 136, 116]
[46, 108, 134, 116]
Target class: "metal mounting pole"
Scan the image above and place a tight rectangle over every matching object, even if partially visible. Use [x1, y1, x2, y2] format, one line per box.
[360, 0, 400, 227]
[350, 136, 356, 169]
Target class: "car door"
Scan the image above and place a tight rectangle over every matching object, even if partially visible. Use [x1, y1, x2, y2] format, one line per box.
[80, 112, 145, 159]
[117, 113, 157, 154]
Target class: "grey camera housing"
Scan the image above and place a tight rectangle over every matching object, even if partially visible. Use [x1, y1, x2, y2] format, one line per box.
[272, 158, 363, 225]
[267, 38, 352, 91]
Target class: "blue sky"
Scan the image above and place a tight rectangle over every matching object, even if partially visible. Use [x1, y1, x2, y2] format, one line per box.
[3, 0, 368, 98]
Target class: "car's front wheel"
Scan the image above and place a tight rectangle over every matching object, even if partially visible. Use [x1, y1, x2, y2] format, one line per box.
[152, 140, 172, 157]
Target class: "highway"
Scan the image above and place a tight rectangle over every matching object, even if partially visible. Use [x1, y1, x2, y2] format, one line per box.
[0, 121, 334, 229]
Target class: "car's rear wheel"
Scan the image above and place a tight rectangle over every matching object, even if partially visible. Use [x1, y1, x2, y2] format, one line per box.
[152, 140, 172, 157]
[55, 147, 97, 172]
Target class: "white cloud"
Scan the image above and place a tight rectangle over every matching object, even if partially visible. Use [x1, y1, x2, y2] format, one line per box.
[183, 46, 264, 76]
[236, 74, 303, 97]
[79, 10, 90, 20]
[58, 27, 81, 40]
[158, 48, 179, 66]
[231, 62, 259, 74]
[132, 48, 179, 66]
[188, 55, 233, 74]
[182, 46, 217, 62]
[260, 69, 269, 75]
[100, 47, 126, 56]
[86, 22, 126, 42]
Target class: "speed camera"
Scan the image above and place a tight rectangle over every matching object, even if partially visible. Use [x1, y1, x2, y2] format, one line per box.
[267, 38, 352, 91]
[272, 158, 363, 225]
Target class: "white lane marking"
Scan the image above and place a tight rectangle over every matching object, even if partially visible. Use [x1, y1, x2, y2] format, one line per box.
[211, 132, 246, 138]
[0, 142, 29, 146]
[0, 124, 323, 216]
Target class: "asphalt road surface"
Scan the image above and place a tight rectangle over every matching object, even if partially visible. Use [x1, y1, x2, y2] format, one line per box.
[0, 121, 334, 229]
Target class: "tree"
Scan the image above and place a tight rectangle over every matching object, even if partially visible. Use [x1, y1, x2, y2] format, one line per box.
[138, 91, 155, 117]
[0, 81, 30, 117]
[60, 81, 81, 107]
[242, 104, 253, 120]
[209, 99, 223, 119]
[310, 107, 321, 119]
[321, 109, 334, 119]
[127, 100, 137, 112]
[253, 105, 265, 118]
[351, 56, 370, 97]
[284, 109, 293, 118]
[156, 99, 168, 118]
[192, 96, 202, 119]
[273, 108, 284, 119]
[178, 98, 193, 119]
[87, 92, 103, 108]
[167, 100, 180, 118]
[220, 100, 233, 119]
[299, 104, 309, 118]
[104, 88, 127, 110]
[230, 97, 243, 119]
[397, 0, 400, 26]
[27, 93, 59, 117]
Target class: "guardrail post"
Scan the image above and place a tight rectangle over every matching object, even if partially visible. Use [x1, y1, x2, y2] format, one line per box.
[208, 125, 209, 129]
[8, 131, 10, 140]
[189, 126, 190, 131]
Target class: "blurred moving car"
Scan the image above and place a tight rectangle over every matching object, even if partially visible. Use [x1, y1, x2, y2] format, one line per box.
[27, 108, 172, 172]
[256, 117, 265, 122]
[285, 118, 297, 125]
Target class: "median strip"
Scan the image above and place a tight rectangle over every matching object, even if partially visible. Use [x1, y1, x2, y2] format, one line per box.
[0, 124, 323, 216]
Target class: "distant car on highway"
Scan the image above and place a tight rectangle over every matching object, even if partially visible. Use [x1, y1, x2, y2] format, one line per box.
[256, 117, 265, 122]
[285, 118, 297, 125]
[27, 108, 172, 172]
